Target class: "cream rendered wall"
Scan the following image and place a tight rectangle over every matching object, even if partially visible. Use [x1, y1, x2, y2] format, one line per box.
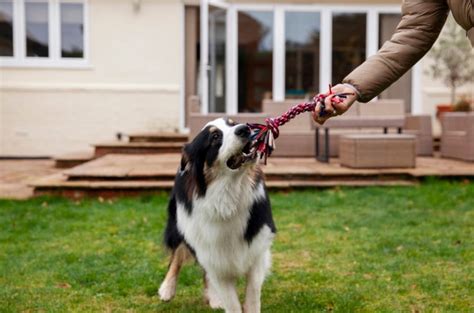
[0, 0, 183, 156]
[420, 57, 474, 137]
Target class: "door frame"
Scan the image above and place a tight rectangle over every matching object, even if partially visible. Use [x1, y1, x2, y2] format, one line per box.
[197, 1, 422, 118]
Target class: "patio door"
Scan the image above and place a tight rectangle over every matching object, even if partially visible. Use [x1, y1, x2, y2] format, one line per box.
[200, 0, 230, 114]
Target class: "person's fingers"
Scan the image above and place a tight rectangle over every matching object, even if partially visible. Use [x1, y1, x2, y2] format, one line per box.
[332, 97, 350, 114]
[312, 83, 358, 124]
[323, 95, 336, 115]
[312, 102, 327, 125]
[312, 102, 322, 124]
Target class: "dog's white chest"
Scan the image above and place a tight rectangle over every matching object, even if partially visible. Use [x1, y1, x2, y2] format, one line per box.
[176, 178, 271, 277]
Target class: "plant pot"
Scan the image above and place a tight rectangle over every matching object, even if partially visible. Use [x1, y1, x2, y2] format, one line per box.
[436, 104, 453, 119]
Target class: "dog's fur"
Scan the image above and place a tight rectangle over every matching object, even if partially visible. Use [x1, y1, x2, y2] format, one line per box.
[158, 118, 276, 313]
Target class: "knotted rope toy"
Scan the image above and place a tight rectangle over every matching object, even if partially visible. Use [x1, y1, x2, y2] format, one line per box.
[246, 85, 354, 164]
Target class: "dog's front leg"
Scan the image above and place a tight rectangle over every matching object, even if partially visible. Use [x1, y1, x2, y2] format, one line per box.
[204, 273, 223, 309]
[158, 244, 191, 301]
[207, 273, 241, 313]
[244, 251, 271, 313]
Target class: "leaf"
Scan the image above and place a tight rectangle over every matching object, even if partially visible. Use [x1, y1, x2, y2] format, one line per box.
[56, 282, 71, 289]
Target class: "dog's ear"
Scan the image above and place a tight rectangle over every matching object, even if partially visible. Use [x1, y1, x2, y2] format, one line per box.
[184, 128, 212, 161]
[179, 148, 189, 172]
[182, 131, 211, 197]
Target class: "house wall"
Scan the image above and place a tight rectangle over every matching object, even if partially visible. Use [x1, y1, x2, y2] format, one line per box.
[420, 57, 474, 137]
[1, 0, 183, 156]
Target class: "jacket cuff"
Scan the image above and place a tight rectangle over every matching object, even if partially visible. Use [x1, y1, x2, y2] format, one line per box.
[342, 83, 361, 99]
[342, 77, 373, 103]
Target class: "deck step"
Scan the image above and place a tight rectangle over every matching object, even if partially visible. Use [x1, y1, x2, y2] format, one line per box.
[32, 174, 416, 198]
[63, 154, 417, 182]
[128, 132, 188, 143]
[54, 152, 94, 169]
[93, 142, 183, 157]
[32, 174, 174, 198]
[31, 154, 473, 198]
[65, 170, 413, 183]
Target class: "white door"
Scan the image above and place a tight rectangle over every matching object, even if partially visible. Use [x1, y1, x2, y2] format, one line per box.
[200, 0, 230, 114]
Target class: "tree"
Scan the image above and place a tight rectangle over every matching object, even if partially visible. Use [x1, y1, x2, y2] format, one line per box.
[427, 15, 474, 105]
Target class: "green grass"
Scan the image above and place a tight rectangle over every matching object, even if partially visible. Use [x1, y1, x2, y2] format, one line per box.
[0, 179, 473, 312]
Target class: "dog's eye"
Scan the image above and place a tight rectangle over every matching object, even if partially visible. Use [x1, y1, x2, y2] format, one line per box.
[212, 132, 220, 140]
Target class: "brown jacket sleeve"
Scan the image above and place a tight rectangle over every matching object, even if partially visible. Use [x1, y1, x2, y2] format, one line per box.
[343, 0, 449, 102]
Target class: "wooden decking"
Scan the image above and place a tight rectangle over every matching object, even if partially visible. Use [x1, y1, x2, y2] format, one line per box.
[31, 154, 474, 198]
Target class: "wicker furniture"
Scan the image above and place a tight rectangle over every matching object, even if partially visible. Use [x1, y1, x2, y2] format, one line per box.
[315, 116, 406, 162]
[440, 112, 474, 162]
[403, 115, 434, 156]
[340, 134, 417, 168]
[314, 100, 433, 159]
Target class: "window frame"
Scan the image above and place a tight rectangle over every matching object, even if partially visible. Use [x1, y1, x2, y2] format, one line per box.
[0, 0, 89, 68]
[202, 2, 424, 114]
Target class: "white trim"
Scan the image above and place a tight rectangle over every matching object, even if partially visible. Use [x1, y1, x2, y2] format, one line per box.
[208, 0, 229, 9]
[422, 85, 474, 96]
[179, 3, 186, 131]
[17, 0, 26, 59]
[320, 8, 331, 91]
[273, 6, 284, 101]
[366, 9, 378, 58]
[278, 4, 399, 12]
[233, 4, 275, 11]
[0, 59, 90, 68]
[226, 6, 237, 115]
[0, 82, 181, 93]
[0, 0, 89, 68]
[411, 62, 423, 114]
[200, 0, 209, 114]
[230, 6, 238, 114]
[50, 0, 59, 60]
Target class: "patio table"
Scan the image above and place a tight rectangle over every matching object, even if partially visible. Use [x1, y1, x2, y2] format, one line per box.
[315, 116, 406, 162]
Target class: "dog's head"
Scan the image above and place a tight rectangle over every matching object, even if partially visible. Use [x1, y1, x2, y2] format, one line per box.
[178, 117, 256, 196]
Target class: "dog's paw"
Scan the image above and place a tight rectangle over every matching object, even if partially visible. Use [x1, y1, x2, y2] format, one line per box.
[158, 281, 176, 301]
[205, 288, 223, 309]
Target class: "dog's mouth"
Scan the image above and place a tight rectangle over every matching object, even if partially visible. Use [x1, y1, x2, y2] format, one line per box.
[226, 141, 253, 170]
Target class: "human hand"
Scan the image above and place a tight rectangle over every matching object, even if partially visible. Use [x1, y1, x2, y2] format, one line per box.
[311, 84, 358, 125]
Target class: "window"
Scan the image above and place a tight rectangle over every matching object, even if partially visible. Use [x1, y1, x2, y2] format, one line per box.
[199, 2, 415, 115]
[25, 1, 49, 57]
[238, 10, 273, 113]
[208, 6, 226, 113]
[60, 2, 84, 58]
[332, 13, 366, 85]
[0, 0, 14, 56]
[0, 0, 87, 66]
[285, 11, 320, 99]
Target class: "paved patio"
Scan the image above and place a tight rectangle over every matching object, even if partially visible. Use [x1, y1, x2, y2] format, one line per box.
[0, 160, 61, 199]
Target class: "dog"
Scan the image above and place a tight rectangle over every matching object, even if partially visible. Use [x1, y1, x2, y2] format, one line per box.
[158, 117, 276, 313]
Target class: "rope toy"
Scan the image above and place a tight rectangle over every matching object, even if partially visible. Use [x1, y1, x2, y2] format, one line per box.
[246, 85, 354, 164]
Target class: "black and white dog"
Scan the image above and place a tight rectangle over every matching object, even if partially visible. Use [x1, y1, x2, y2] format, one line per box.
[158, 117, 276, 313]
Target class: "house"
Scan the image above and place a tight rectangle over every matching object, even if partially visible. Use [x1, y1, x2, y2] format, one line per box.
[1, 0, 472, 157]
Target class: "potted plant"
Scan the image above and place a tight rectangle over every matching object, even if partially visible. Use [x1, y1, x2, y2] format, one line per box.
[453, 97, 472, 112]
[426, 15, 474, 118]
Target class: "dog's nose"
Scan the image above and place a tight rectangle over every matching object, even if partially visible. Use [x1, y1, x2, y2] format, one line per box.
[234, 125, 250, 138]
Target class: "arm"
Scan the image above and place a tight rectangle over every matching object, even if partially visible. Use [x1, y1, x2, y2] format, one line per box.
[343, 0, 449, 102]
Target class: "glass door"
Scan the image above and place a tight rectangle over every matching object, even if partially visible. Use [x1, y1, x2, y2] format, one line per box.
[237, 10, 273, 112]
[200, 0, 229, 114]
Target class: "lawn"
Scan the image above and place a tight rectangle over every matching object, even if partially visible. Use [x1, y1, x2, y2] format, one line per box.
[0, 180, 473, 312]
